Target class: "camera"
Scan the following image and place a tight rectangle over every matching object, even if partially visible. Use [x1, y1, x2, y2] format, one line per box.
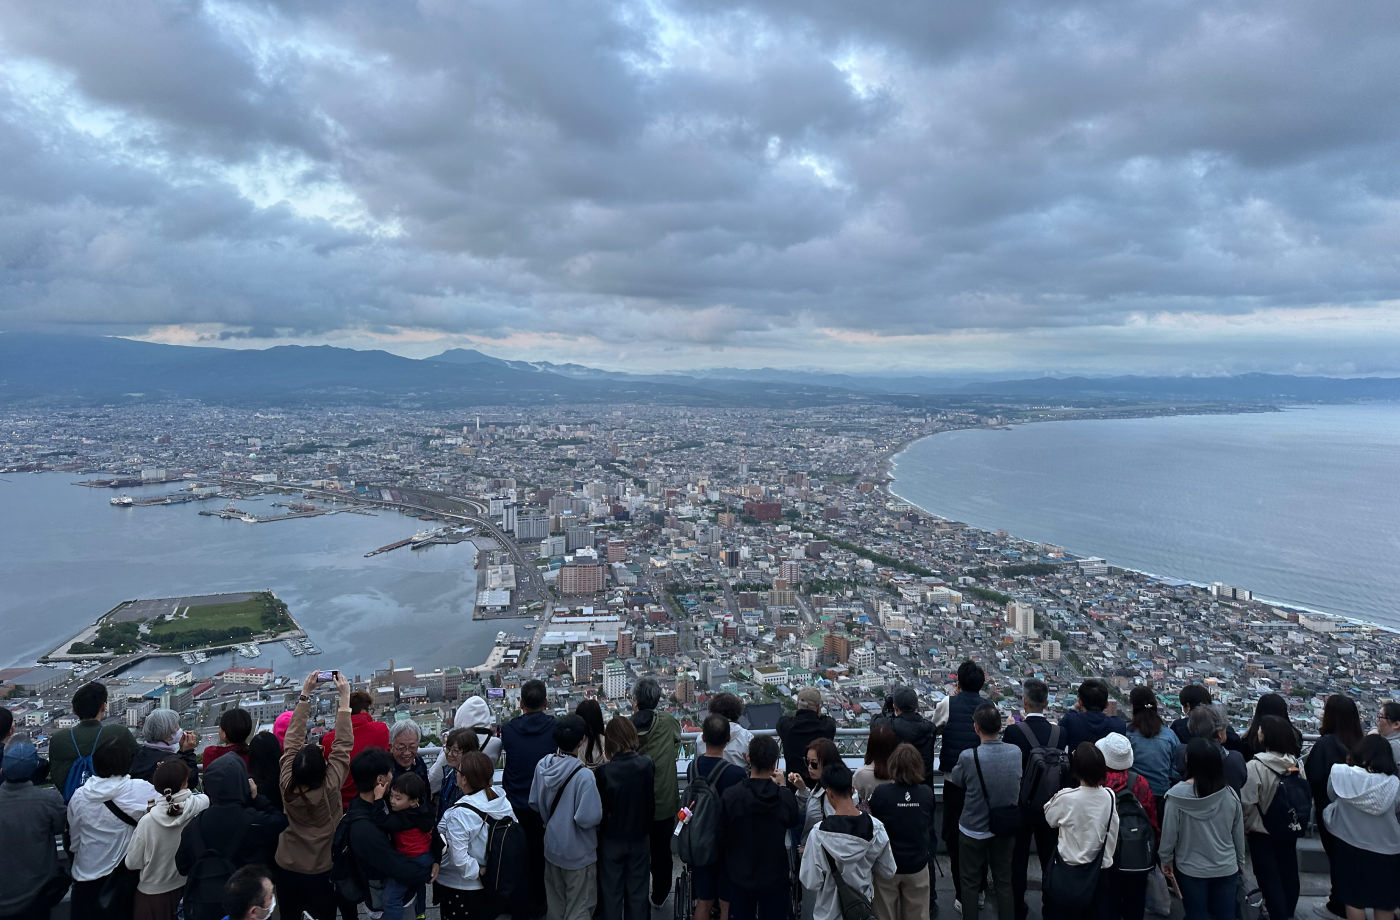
[317, 670, 338, 682]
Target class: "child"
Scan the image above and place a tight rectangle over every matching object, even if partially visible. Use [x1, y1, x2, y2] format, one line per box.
[374, 771, 435, 919]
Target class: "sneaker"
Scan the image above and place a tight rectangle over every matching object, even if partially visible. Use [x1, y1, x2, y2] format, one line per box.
[954, 900, 962, 915]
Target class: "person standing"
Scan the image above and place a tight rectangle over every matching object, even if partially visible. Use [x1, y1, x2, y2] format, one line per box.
[1239, 694, 1303, 763]
[1171, 687, 1242, 750]
[854, 724, 899, 805]
[689, 714, 748, 920]
[880, 686, 937, 785]
[631, 676, 681, 908]
[124, 759, 210, 920]
[595, 717, 655, 920]
[321, 690, 390, 810]
[0, 742, 66, 920]
[502, 679, 558, 918]
[1043, 744, 1120, 920]
[1061, 680, 1127, 751]
[799, 763, 897, 920]
[1322, 736, 1400, 920]
[1002, 678, 1062, 920]
[530, 716, 604, 920]
[67, 736, 158, 920]
[1305, 694, 1364, 920]
[1240, 715, 1304, 920]
[1375, 702, 1400, 771]
[1125, 686, 1179, 816]
[1159, 738, 1245, 920]
[937, 662, 990, 911]
[697, 693, 755, 769]
[435, 751, 518, 920]
[1096, 733, 1158, 920]
[129, 709, 201, 790]
[201, 708, 253, 772]
[869, 744, 936, 920]
[576, 699, 609, 769]
[1173, 707, 1247, 793]
[778, 688, 837, 777]
[48, 681, 140, 800]
[429, 695, 503, 798]
[340, 749, 437, 920]
[949, 704, 1021, 920]
[722, 736, 802, 920]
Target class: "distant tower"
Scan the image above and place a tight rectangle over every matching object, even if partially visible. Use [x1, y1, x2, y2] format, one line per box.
[738, 450, 748, 480]
[476, 416, 481, 432]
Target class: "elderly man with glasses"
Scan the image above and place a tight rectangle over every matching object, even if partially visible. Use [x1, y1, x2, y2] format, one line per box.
[1378, 702, 1400, 763]
[388, 719, 430, 788]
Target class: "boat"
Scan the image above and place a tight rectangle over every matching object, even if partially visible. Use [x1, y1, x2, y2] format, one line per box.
[235, 643, 261, 658]
[110, 496, 134, 507]
[240, 514, 259, 523]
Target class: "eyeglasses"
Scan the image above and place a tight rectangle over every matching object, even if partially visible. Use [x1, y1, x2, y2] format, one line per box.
[391, 742, 417, 754]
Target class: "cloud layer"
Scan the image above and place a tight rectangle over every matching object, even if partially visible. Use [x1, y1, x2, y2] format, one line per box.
[2, 1, 1399, 373]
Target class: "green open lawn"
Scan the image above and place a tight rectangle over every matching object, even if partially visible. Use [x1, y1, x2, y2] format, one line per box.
[145, 596, 274, 648]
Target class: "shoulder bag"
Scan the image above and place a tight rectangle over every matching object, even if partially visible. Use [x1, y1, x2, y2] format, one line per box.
[974, 747, 1023, 837]
[1042, 788, 1114, 911]
[97, 799, 143, 912]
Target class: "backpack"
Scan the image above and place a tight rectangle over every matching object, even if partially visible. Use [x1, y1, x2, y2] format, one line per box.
[1015, 722, 1071, 813]
[822, 845, 877, 920]
[676, 759, 729, 867]
[455, 801, 528, 908]
[330, 809, 372, 905]
[62, 725, 105, 804]
[1260, 764, 1313, 839]
[182, 816, 249, 920]
[1113, 772, 1156, 873]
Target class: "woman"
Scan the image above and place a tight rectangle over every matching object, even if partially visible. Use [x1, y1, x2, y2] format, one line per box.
[321, 689, 390, 809]
[247, 730, 284, 813]
[854, 724, 898, 805]
[791, 737, 855, 838]
[1323, 735, 1400, 920]
[576, 699, 609, 768]
[1160, 738, 1245, 920]
[1240, 694, 1304, 762]
[1125, 686, 1179, 815]
[275, 669, 353, 920]
[67, 736, 158, 920]
[595, 716, 656, 920]
[1043, 743, 1120, 920]
[129, 708, 200, 789]
[436, 751, 518, 920]
[1241, 715, 1304, 920]
[1097, 733, 1158, 920]
[200, 707, 253, 770]
[429, 695, 502, 798]
[124, 758, 209, 920]
[1305, 694, 1364, 919]
[437, 728, 479, 821]
[868, 744, 935, 920]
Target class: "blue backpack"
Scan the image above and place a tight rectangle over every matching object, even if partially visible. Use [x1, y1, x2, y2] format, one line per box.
[62, 725, 105, 803]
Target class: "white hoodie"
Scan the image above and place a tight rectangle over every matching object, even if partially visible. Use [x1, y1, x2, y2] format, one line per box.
[437, 787, 517, 891]
[1325, 765, 1400, 855]
[67, 775, 158, 881]
[429, 697, 503, 794]
[125, 788, 211, 894]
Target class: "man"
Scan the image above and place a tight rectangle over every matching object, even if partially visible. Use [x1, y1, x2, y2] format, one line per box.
[691, 714, 748, 920]
[1376, 702, 1400, 763]
[0, 743, 66, 920]
[1174, 705, 1246, 791]
[778, 687, 837, 776]
[222, 865, 276, 920]
[1060, 679, 1127, 750]
[1171, 685, 1242, 749]
[531, 716, 604, 920]
[388, 718, 430, 787]
[937, 661, 989, 909]
[341, 748, 437, 915]
[321, 689, 391, 809]
[798, 762, 896, 920]
[1001, 679, 1061, 920]
[696, 692, 754, 768]
[47, 681, 140, 797]
[502, 678, 559, 915]
[721, 735, 802, 920]
[949, 704, 1021, 920]
[875, 686, 937, 784]
[631, 676, 681, 907]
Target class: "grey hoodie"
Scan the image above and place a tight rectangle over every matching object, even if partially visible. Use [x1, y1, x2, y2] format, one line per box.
[1324, 765, 1400, 855]
[1159, 781, 1245, 878]
[799, 813, 897, 920]
[529, 752, 603, 870]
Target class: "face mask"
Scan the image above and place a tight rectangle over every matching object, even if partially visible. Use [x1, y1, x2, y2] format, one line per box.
[257, 894, 277, 919]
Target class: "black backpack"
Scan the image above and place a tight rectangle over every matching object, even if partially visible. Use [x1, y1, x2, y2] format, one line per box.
[330, 809, 372, 905]
[182, 817, 248, 920]
[1113, 772, 1156, 873]
[1261, 764, 1313, 839]
[1015, 722, 1072, 813]
[454, 801, 528, 908]
[677, 759, 729, 867]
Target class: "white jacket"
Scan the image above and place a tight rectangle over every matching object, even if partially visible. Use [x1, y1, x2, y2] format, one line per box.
[67, 776, 158, 881]
[437, 787, 517, 891]
[1044, 785, 1119, 868]
[799, 813, 896, 920]
[125, 789, 211, 894]
[429, 697, 503, 794]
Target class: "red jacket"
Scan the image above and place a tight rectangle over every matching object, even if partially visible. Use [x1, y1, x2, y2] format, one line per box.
[201, 743, 250, 772]
[322, 713, 391, 809]
[1106, 769, 1160, 834]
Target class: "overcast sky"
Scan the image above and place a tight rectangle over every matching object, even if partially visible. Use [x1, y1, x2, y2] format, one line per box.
[2, 2, 1399, 375]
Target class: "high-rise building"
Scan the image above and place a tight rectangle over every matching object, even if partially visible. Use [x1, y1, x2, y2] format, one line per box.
[514, 508, 549, 542]
[850, 646, 876, 673]
[603, 659, 627, 699]
[1009, 601, 1036, 637]
[617, 628, 634, 658]
[653, 630, 679, 657]
[540, 535, 567, 558]
[566, 524, 593, 552]
[823, 631, 852, 664]
[699, 659, 729, 690]
[586, 641, 609, 672]
[676, 672, 697, 705]
[779, 560, 802, 584]
[722, 549, 740, 570]
[606, 539, 627, 563]
[571, 647, 593, 682]
[1039, 639, 1062, 661]
[559, 563, 607, 595]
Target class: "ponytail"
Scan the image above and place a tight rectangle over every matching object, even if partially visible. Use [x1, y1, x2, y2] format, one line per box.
[151, 758, 190, 816]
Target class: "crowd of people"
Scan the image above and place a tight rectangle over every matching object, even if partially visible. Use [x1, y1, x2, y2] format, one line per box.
[2, 668, 1399, 920]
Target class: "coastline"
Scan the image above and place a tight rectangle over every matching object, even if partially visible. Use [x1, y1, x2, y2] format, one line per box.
[878, 410, 1393, 637]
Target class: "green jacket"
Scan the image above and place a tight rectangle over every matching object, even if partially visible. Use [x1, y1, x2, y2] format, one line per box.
[48, 719, 140, 795]
[632, 708, 681, 820]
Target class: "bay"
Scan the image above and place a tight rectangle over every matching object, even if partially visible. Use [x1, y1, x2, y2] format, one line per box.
[890, 403, 1400, 629]
[0, 474, 512, 677]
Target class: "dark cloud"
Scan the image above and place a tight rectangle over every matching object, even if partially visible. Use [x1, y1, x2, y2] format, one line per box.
[0, 0, 1398, 372]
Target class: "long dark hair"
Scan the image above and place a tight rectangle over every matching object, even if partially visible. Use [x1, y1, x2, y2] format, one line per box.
[1243, 694, 1299, 758]
[247, 730, 283, 811]
[575, 699, 606, 764]
[1128, 686, 1163, 738]
[1320, 695, 1363, 751]
[1185, 737, 1225, 798]
[864, 724, 898, 781]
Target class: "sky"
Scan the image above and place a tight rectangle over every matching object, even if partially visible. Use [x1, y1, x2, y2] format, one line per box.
[2, 1, 1399, 376]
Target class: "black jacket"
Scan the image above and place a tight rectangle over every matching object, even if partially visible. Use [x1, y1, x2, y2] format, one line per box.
[875, 711, 937, 784]
[176, 753, 287, 874]
[868, 781, 935, 874]
[721, 778, 801, 890]
[777, 710, 837, 775]
[345, 797, 436, 885]
[940, 691, 988, 774]
[1001, 716, 1064, 767]
[501, 712, 559, 809]
[130, 745, 200, 791]
[1170, 717, 1243, 751]
[595, 751, 655, 840]
[1304, 733, 1351, 820]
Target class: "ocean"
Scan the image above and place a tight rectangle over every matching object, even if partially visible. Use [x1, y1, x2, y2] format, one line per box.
[0, 474, 514, 676]
[890, 403, 1400, 629]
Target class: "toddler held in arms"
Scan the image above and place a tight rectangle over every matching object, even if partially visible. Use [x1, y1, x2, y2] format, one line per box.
[373, 771, 435, 918]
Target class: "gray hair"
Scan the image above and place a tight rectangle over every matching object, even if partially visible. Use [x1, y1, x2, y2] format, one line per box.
[633, 676, 662, 711]
[389, 719, 422, 745]
[142, 708, 182, 744]
[1187, 705, 1219, 739]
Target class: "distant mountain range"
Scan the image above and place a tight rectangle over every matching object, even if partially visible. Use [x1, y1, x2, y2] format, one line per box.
[1, 333, 1397, 408]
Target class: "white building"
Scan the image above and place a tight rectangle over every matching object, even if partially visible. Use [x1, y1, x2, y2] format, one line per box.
[603, 659, 627, 699]
[849, 646, 877, 673]
[753, 665, 787, 686]
[571, 647, 593, 683]
[1039, 639, 1062, 661]
[1009, 601, 1036, 637]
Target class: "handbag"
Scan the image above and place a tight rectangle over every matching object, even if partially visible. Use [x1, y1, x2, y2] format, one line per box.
[822, 847, 877, 920]
[97, 799, 143, 913]
[974, 747, 1022, 837]
[1043, 788, 1114, 911]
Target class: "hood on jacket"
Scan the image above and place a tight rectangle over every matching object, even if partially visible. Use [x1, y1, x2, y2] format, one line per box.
[810, 813, 877, 860]
[735, 777, 788, 815]
[1165, 782, 1236, 818]
[456, 697, 491, 730]
[145, 789, 209, 828]
[79, 775, 138, 802]
[1252, 752, 1297, 773]
[535, 752, 584, 795]
[632, 709, 657, 734]
[456, 788, 516, 821]
[1330, 765, 1400, 816]
[203, 753, 252, 806]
